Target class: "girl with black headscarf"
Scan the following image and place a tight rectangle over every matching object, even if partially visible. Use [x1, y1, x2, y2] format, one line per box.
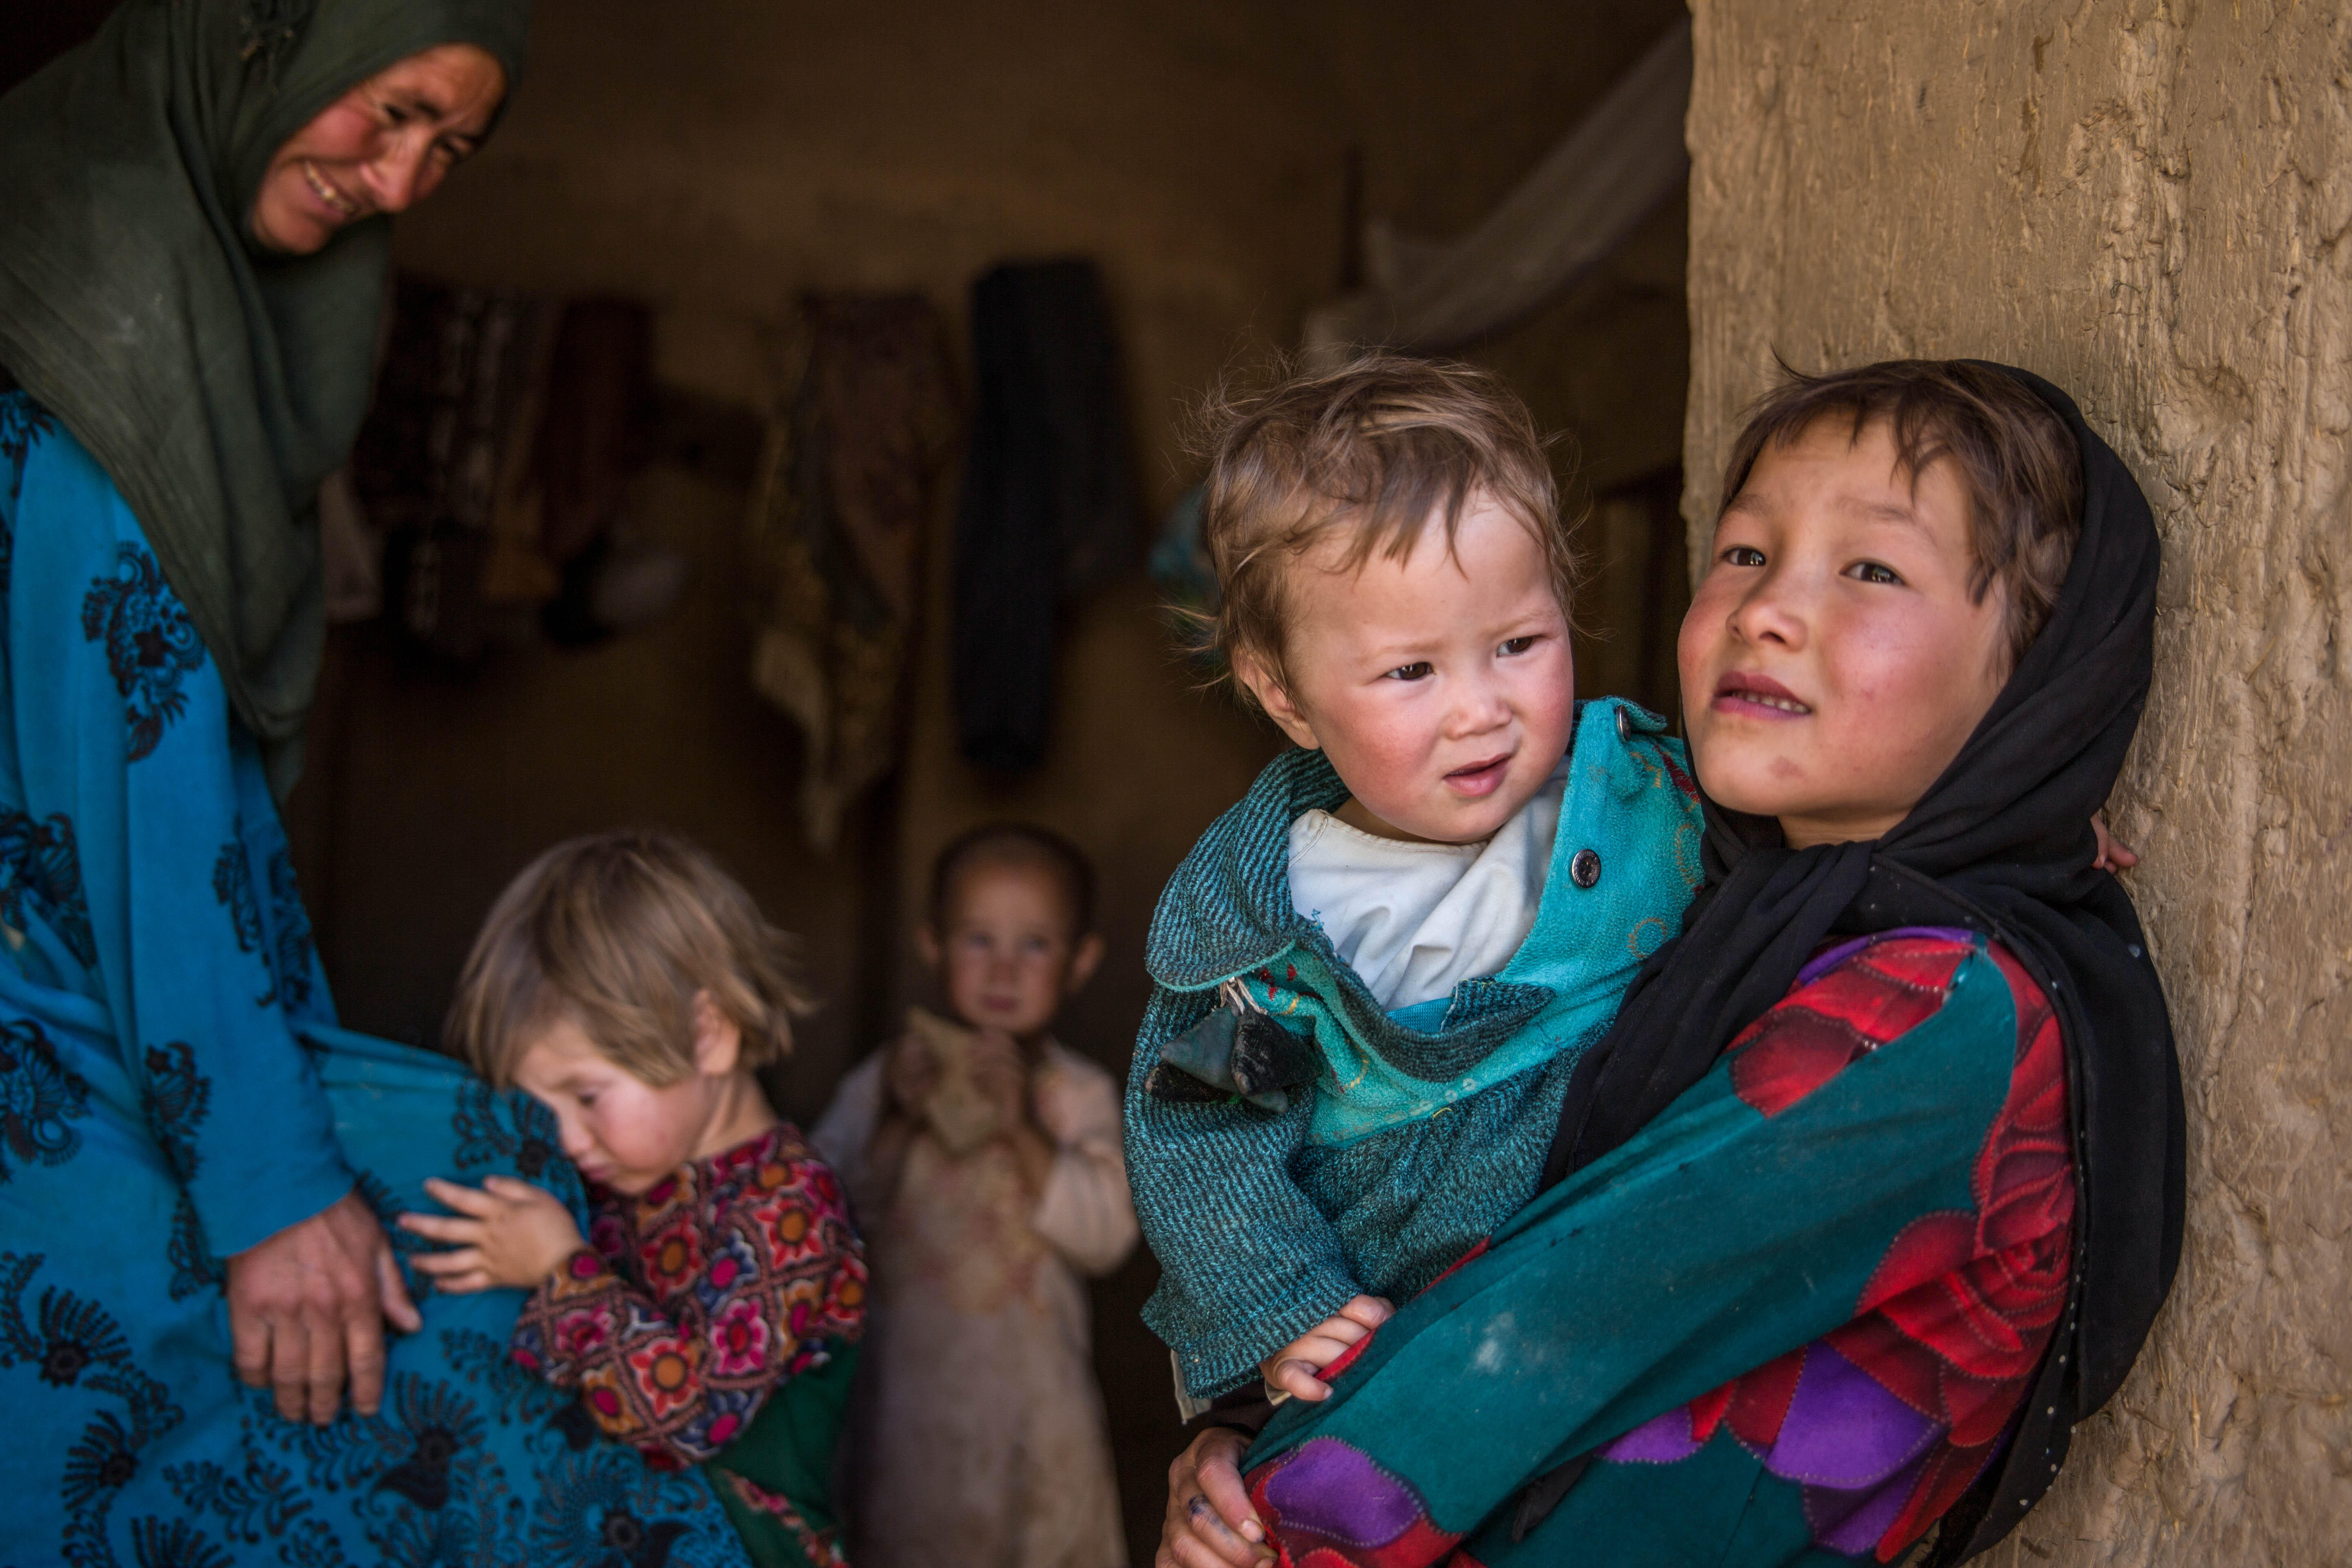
[0, 3, 758, 1561]
[1155, 361, 2181, 1568]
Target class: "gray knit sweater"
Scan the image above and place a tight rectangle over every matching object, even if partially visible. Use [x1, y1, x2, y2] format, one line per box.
[1124, 699, 1704, 1399]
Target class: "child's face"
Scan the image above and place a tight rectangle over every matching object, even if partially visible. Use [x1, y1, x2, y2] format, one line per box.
[920, 861, 1102, 1042]
[1680, 414, 2010, 848]
[511, 1009, 745, 1194]
[1239, 493, 1575, 845]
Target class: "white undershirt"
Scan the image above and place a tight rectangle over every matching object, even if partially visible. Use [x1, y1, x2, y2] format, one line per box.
[1287, 753, 1570, 1012]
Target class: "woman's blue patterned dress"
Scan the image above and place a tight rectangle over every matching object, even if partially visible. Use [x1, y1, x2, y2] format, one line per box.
[0, 391, 754, 1567]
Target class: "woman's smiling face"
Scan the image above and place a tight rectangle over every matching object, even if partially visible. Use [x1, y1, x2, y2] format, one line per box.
[248, 43, 506, 255]
[1679, 414, 2010, 849]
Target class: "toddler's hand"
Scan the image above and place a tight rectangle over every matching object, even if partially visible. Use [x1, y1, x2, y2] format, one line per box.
[398, 1176, 585, 1294]
[969, 1029, 1031, 1129]
[1261, 1295, 1393, 1403]
[884, 1032, 940, 1114]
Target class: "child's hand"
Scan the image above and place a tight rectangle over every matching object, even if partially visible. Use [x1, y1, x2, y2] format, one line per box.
[398, 1176, 585, 1294]
[1261, 1295, 1393, 1403]
[884, 1032, 940, 1114]
[969, 1029, 1032, 1129]
[2091, 811, 2138, 873]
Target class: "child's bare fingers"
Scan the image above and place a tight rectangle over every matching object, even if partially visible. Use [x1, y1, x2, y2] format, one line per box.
[396, 1212, 481, 1244]
[408, 1245, 484, 1276]
[480, 1175, 550, 1203]
[1336, 1295, 1394, 1328]
[430, 1269, 495, 1295]
[1268, 1359, 1331, 1402]
[420, 1177, 498, 1216]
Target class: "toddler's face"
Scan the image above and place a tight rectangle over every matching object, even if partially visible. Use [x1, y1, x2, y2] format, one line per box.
[1679, 414, 2009, 847]
[512, 1016, 733, 1194]
[1242, 493, 1575, 845]
[924, 862, 1101, 1041]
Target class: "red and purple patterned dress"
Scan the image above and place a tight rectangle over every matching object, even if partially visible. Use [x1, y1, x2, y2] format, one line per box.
[514, 1123, 866, 1463]
[1239, 929, 2075, 1566]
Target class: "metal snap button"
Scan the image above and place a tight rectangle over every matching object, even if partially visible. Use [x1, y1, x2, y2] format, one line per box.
[1616, 706, 1633, 742]
[1570, 848, 1601, 888]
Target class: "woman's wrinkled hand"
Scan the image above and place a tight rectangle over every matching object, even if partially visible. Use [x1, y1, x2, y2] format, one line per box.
[399, 1175, 585, 1294]
[226, 1187, 421, 1425]
[1160, 1426, 1272, 1567]
[1261, 1294, 1394, 1403]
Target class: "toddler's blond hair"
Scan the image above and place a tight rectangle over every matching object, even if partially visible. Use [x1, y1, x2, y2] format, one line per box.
[1197, 353, 1578, 702]
[447, 829, 815, 1088]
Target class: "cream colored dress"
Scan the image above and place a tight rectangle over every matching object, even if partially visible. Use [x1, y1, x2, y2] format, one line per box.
[813, 1040, 1136, 1568]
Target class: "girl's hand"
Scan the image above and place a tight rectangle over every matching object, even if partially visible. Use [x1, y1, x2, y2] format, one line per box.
[398, 1176, 584, 1293]
[2091, 811, 2138, 872]
[969, 1029, 1032, 1130]
[884, 1032, 940, 1113]
[1159, 1426, 1271, 1567]
[1261, 1295, 1394, 1403]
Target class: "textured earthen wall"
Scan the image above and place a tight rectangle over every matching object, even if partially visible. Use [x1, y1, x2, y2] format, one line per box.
[1682, 4, 2352, 1560]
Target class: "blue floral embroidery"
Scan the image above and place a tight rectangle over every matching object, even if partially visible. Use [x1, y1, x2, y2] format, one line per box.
[0, 1017, 93, 1180]
[453, 1082, 575, 1199]
[210, 839, 268, 999]
[127, 1516, 235, 1568]
[0, 393, 51, 596]
[0, 391, 53, 502]
[1, 1253, 186, 1568]
[80, 546, 205, 764]
[265, 844, 318, 1016]
[0, 809, 98, 970]
[140, 1043, 222, 1301]
[218, 831, 322, 1015]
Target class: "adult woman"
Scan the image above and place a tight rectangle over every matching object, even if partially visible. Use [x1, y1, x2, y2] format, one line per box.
[0, 4, 755, 1562]
[1157, 363, 2183, 1566]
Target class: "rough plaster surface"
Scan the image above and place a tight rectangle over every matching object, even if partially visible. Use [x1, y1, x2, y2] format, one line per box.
[1683, 4, 2352, 1561]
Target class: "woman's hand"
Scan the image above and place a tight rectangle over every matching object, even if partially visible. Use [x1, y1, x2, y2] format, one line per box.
[1160, 1426, 1272, 1567]
[398, 1176, 585, 1293]
[227, 1187, 422, 1425]
[1261, 1295, 1394, 1403]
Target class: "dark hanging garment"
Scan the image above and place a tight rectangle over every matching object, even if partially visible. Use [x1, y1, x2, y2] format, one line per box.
[951, 259, 1139, 772]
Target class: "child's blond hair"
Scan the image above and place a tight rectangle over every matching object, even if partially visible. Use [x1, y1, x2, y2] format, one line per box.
[1197, 353, 1578, 702]
[447, 829, 816, 1088]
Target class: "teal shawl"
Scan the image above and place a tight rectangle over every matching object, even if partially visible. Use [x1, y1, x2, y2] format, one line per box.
[0, 0, 530, 790]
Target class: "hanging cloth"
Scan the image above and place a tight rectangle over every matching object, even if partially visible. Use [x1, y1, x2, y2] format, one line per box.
[0, 0, 532, 791]
[951, 259, 1139, 772]
[747, 294, 959, 848]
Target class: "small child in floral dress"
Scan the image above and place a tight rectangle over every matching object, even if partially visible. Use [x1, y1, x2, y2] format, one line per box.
[402, 829, 868, 1568]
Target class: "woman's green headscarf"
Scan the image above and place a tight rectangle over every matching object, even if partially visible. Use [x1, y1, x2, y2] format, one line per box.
[0, 0, 530, 792]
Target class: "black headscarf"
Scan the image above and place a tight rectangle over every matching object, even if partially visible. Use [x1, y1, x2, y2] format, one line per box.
[1543, 364, 2184, 1560]
[0, 0, 530, 792]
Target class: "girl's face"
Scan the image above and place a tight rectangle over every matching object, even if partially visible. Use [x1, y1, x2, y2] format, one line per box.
[248, 43, 505, 255]
[920, 862, 1103, 1042]
[1239, 494, 1576, 846]
[510, 1003, 750, 1195]
[1679, 415, 2010, 849]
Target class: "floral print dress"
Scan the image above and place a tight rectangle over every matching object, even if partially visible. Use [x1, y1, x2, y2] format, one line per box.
[0, 392, 759, 1566]
[514, 1124, 868, 1566]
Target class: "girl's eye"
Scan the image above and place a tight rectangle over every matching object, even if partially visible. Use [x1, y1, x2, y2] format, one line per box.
[1846, 560, 1904, 586]
[1721, 545, 1766, 568]
[1498, 635, 1539, 657]
[576, 1094, 596, 1109]
[1383, 662, 1434, 682]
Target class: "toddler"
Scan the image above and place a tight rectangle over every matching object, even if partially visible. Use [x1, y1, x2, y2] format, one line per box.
[401, 830, 867, 1568]
[1125, 356, 1706, 1407]
[813, 824, 1138, 1568]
